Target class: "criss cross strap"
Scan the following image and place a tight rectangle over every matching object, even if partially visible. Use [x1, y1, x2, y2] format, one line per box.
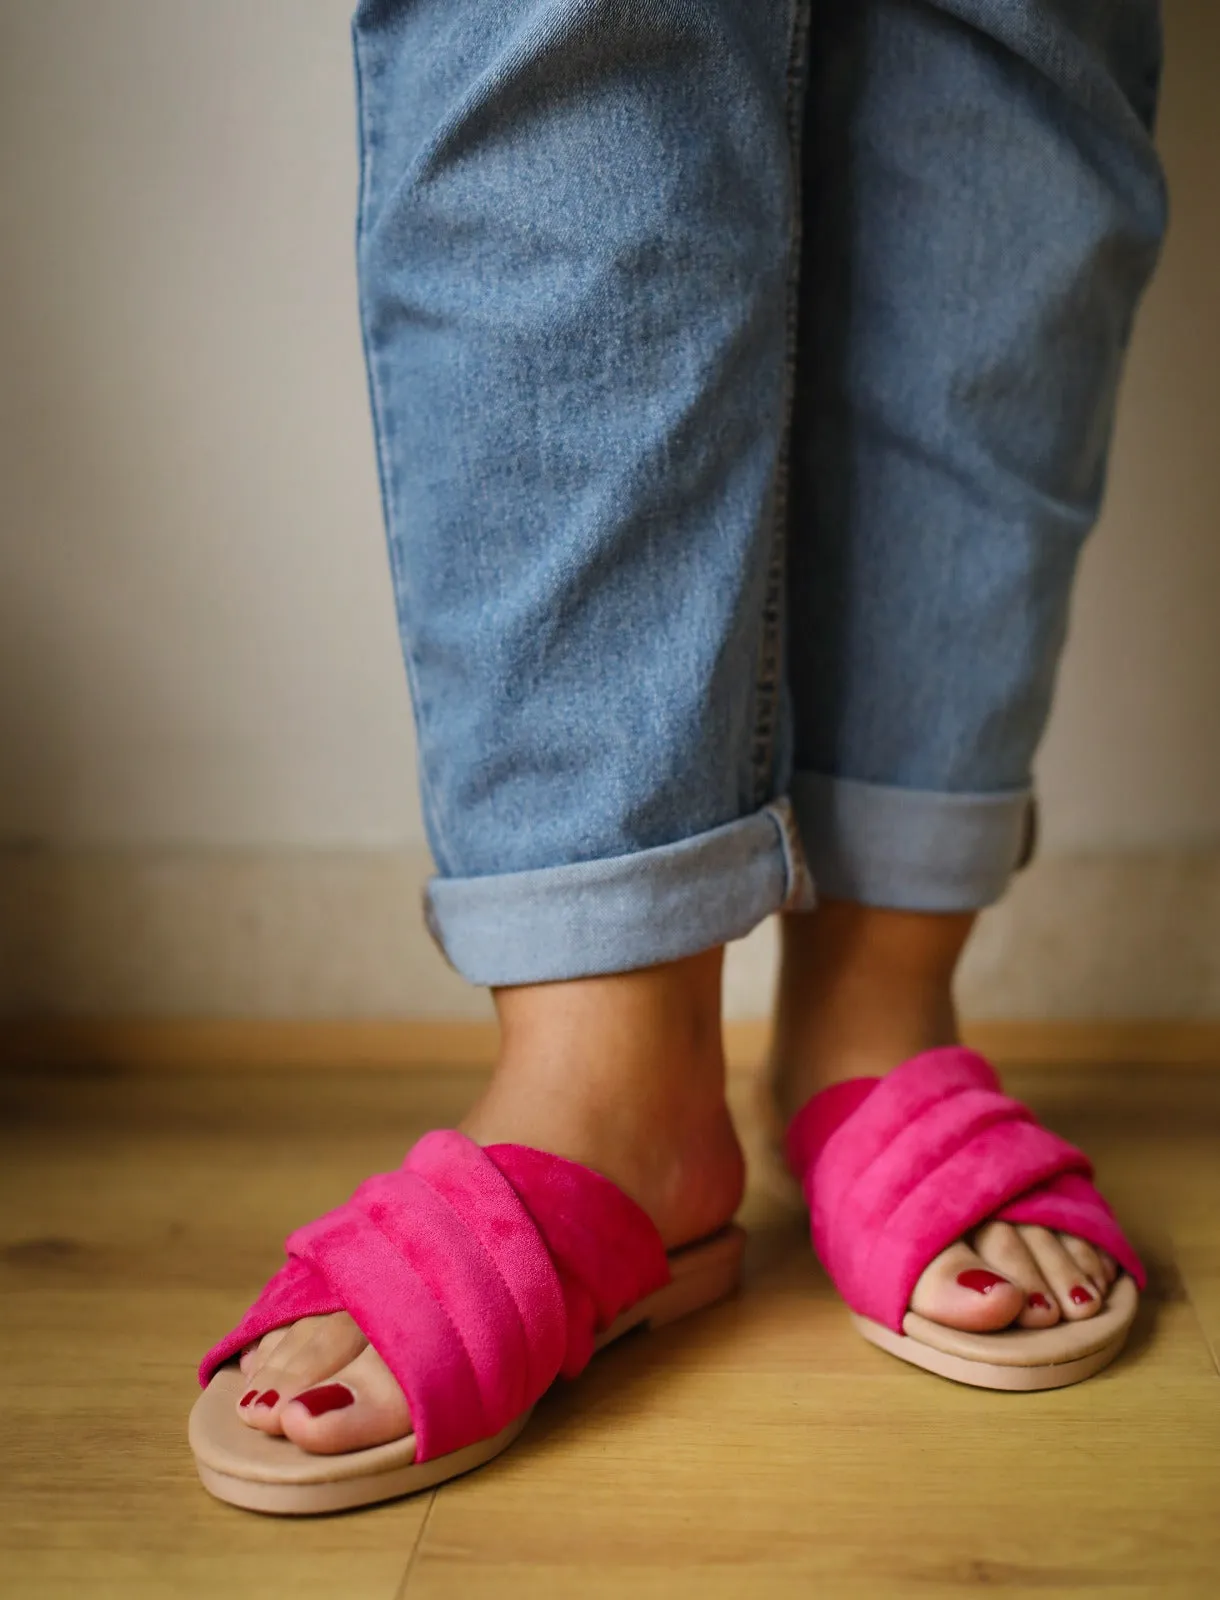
[199, 1130, 670, 1462]
[484, 1143, 673, 1377]
[784, 1048, 1144, 1333]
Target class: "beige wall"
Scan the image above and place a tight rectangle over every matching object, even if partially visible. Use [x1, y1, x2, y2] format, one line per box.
[1035, 0, 1220, 851]
[1, 0, 414, 850]
[2, 0, 1218, 855]
[1, 4, 1217, 1022]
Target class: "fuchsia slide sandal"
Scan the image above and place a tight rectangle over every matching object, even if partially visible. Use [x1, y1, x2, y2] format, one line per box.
[189, 1130, 744, 1514]
[785, 1048, 1144, 1391]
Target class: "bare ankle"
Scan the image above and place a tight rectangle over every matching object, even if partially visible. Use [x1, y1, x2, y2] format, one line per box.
[770, 901, 976, 1120]
[462, 949, 744, 1249]
[492, 946, 726, 1085]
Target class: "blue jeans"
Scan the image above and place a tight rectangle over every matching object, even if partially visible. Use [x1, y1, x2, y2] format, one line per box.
[351, 0, 1166, 987]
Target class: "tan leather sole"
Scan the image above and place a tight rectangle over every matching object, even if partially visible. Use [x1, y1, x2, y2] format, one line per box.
[852, 1273, 1139, 1391]
[189, 1224, 746, 1515]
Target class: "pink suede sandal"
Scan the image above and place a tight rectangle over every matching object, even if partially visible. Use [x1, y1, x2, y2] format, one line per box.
[784, 1047, 1143, 1391]
[190, 1130, 744, 1514]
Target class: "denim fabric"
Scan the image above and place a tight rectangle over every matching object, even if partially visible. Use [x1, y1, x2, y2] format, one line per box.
[788, 0, 1167, 908]
[352, 0, 1165, 986]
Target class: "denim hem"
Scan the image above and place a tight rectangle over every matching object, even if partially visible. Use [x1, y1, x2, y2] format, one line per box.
[425, 798, 815, 987]
[791, 773, 1034, 913]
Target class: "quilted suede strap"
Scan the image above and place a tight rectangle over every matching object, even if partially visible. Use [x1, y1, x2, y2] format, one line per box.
[785, 1047, 1144, 1333]
[199, 1130, 670, 1462]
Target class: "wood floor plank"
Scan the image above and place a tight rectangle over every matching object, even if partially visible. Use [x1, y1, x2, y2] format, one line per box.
[406, 1238, 1219, 1597]
[0, 1286, 429, 1600]
[0, 1067, 463, 1600]
[411, 1060, 1220, 1598]
[2, 1061, 1217, 1598]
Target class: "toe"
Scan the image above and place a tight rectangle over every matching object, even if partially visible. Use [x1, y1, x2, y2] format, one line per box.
[909, 1239, 1026, 1332]
[1057, 1233, 1110, 1297]
[971, 1221, 1060, 1328]
[239, 1312, 368, 1434]
[239, 1325, 289, 1378]
[281, 1343, 412, 1456]
[1018, 1226, 1104, 1320]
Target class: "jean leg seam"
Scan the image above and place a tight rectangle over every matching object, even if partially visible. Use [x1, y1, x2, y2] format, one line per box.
[750, 0, 812, 812]
[766, 797, 816, 912]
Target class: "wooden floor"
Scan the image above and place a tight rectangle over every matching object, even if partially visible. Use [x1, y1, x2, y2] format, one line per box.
[2, 1061, 1218, 1599]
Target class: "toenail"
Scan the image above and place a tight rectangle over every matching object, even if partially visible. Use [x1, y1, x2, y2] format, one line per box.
[1027, 1293, 1051, 1311]
[254, 1389, 280, 1407]
[957, 1269, 1008, 1295]
[293, 1383, 356, 1418]
[239, 1390, 258, 1407]
[1069, 1285, 1094, 1305]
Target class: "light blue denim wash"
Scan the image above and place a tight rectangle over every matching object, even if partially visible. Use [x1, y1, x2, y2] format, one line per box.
[351, 0, 1166, 987]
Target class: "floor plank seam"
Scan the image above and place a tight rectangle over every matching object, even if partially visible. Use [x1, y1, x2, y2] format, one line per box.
[1177, 1265, 1220, 1380]
[395, 1489, 437, 1598]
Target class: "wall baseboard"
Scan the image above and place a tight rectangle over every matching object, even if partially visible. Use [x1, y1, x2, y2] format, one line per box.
[3, 1017, 1219, 1074]
[3, 846, 1219, 1028]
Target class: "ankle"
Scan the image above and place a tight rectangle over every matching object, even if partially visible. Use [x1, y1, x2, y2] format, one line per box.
[493, 945, 725, 1085]
[770, 901, 975, 1121]
[462, 950, 744, 1249]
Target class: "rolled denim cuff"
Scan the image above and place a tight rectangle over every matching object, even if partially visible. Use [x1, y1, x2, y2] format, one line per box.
[426, 799, 815, 986]
[791, 773, 1034, 913]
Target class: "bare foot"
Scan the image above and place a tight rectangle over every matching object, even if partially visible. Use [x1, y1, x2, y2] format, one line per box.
[236, 949, 744, 1455]
[771, 901, 1117, 1335]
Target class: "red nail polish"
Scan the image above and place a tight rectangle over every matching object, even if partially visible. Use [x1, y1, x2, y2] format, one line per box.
[254, 1389, 280, 1407]
[239, 1390, 258, 1407]
[957, 1269, 1008, 1295]
[1070, 1284, 1094, 1306]
[293, 1383, 356, 1418]
[1027, 1293, 1051, 1311]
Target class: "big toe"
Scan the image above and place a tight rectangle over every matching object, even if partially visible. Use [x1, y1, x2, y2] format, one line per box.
[280, 1343, 412, 1456]
[238, 1312, 368, 1435]
[909, 1240, 1026, 1332]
